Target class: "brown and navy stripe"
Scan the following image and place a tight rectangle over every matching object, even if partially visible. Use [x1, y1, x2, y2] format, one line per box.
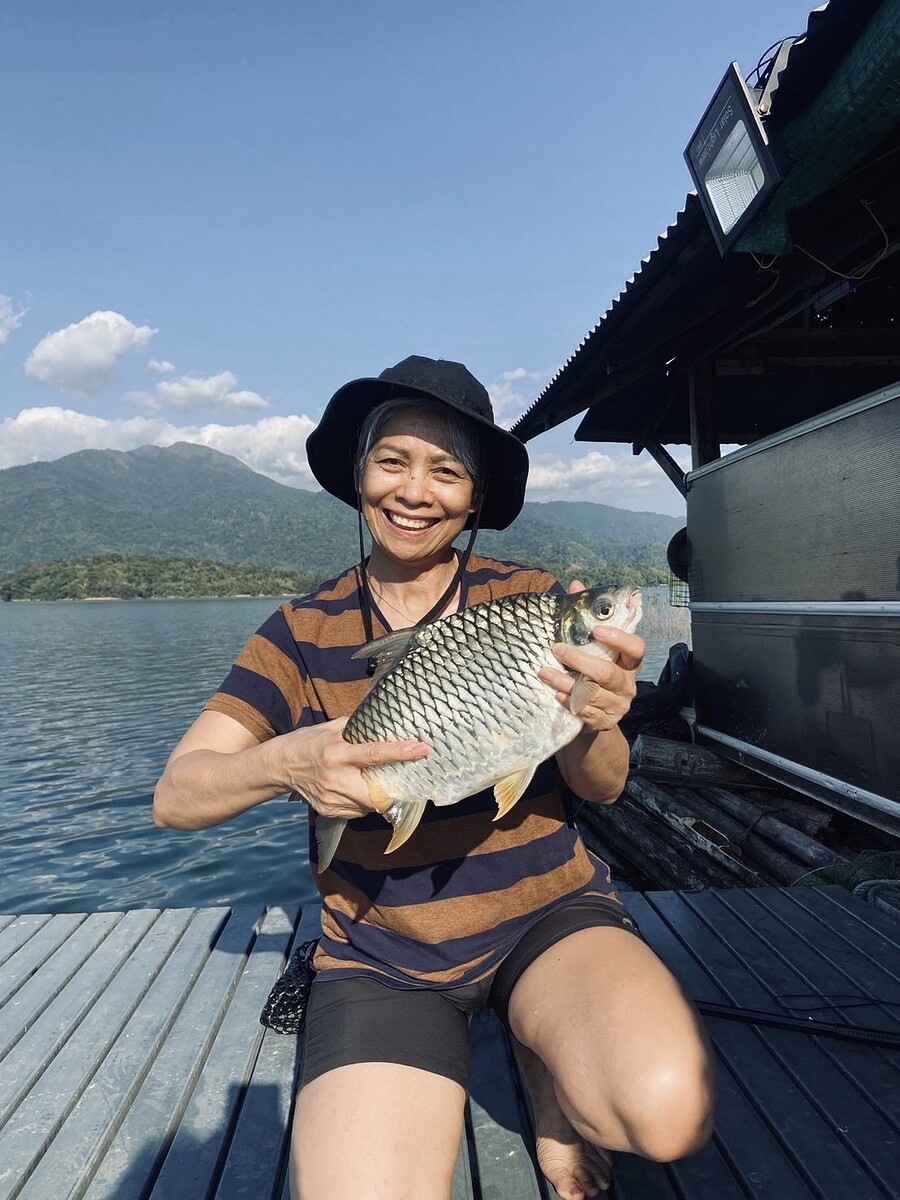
[205, 555, 618, 989]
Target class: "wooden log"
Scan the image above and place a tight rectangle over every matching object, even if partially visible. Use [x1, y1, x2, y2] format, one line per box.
[630, 735, 767, 788]
[624, 779, 763, 887]
[663, 785, 749, 844]
[743, 789, 832, 837]
[578, 796, 744, 890]
[704, 787, 848, 871]
[576, 804, 663, 886]
[668, 786, 810, 886]
[576, 803, 691, 890]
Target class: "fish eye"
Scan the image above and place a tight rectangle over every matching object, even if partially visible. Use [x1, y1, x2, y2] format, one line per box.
[592, 599, 614, 619]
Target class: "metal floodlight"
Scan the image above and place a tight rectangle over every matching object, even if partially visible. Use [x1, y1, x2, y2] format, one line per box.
[684, 62, 785, 255]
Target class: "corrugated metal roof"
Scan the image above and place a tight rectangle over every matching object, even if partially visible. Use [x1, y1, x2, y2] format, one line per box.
[508, 187, 713, 440]
[511, 0, 891, 444]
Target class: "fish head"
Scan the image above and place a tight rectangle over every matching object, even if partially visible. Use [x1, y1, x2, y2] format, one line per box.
[557, 584, 643, 648]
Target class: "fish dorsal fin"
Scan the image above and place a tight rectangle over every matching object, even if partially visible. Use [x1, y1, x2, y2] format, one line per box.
[493, 765, 537, 820]
[351, 628, 420, 683]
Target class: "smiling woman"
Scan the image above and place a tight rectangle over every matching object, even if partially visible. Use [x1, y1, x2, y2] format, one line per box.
[151, 354, 713, 1200]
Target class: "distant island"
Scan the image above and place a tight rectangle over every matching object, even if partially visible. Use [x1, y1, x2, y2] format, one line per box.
[0, 553, 667, 602]
[0, 555, 322, 602]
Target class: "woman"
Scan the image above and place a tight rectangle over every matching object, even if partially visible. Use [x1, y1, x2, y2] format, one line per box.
[153, 355, 714, 1200]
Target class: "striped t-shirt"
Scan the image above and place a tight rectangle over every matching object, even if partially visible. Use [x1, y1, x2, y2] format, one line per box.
[205, 554, 618, 989]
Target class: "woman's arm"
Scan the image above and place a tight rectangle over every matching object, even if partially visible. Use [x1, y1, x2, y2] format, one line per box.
[152, 709, 430, 830]
[554, 718, 631, 805]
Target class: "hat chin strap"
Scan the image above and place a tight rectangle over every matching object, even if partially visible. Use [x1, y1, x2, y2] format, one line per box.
[357, 499, 483, 675]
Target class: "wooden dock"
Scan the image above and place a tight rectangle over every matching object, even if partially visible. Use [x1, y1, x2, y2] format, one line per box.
[1, 886, 898, 1199]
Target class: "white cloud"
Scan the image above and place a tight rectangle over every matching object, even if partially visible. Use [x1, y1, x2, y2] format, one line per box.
[500, 367, 542, 383]
[0, 294, 27, 345]
[0, 406, 317, 487]
[526, 448, 686, 509]
[147, 359, 175, 374]
[155, 370, 268, 412]
[124, 390, 159, 412]
[199, 414, 316, 483]
[24, 311, 157, 393]
[488, 366, 549, 425]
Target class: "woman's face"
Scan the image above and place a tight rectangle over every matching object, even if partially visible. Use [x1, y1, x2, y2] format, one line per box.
[361, 408, 476, 567]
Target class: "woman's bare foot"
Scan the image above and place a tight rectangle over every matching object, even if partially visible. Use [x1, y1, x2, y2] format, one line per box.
[515, 1042, 613, 1198]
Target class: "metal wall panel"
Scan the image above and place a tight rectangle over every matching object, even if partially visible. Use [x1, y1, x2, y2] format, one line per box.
[686, 385, 900, 604]
[686, 384, 900, 828]
[692, 611, 900, 824]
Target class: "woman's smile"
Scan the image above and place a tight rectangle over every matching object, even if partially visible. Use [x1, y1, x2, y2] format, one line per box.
[383, 511, 439, 532]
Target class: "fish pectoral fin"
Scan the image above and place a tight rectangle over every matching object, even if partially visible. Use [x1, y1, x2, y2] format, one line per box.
[315, 816, 347, 874]
[569, 672, 598, 716]
[384, 801, 428, 853]
[493, 766, 537, 820]
[351, 629, 419, 683]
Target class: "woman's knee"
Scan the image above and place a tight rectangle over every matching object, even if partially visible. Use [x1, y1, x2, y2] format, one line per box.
[627, 1066, 716, 1162]
[560, 1052, 716, 1163]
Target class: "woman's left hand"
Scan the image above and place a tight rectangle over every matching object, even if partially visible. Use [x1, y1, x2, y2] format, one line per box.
[538, 579, 646, 734]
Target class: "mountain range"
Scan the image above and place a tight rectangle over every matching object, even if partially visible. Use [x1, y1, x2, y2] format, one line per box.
[0, 443, 682, 579]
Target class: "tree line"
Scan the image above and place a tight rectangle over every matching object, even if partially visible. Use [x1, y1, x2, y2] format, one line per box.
[0, 555, 322, 602]
[1, 554, 669, 602]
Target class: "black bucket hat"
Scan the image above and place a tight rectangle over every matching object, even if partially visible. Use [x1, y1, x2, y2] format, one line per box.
[305, 355, 529, 530]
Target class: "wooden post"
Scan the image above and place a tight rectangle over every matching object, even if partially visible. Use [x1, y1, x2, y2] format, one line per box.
[688, 359, 719, 469]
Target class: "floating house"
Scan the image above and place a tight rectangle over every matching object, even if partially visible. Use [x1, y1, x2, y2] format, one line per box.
[513, 0, 900, 845]
[2, 5, 899, 1199]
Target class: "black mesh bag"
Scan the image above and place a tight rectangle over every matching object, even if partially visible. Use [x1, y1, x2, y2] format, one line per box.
[259, 939, 318, 1035]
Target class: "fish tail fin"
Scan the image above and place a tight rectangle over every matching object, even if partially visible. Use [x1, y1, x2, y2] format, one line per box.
[493, 765, 537, 819]
[314, 816, 347, 874]
[384, 801, 428, 853]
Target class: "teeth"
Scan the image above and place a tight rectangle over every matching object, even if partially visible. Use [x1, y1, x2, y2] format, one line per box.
[389, 513, 435, 530]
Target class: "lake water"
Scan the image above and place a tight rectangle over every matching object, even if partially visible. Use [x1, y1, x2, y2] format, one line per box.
[0, 591, 689, 915]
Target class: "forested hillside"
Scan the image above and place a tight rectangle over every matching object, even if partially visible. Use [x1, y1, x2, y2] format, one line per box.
[1, 443, 683, 585]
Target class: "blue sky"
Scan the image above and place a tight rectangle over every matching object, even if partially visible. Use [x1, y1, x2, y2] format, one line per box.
[0, 0, 819, 516]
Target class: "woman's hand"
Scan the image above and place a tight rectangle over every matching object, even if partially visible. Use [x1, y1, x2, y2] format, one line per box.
[538, 579, 646, 735]
[541, 581, 642, 803]
[273, 717, 430, 821]
[153, 709, 429, 830]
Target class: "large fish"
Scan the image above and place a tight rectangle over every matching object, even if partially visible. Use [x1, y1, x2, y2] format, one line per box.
[314, 584, 642, 872]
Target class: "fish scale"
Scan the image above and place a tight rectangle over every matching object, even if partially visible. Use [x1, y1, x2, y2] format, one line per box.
[311, 585, 643, 872]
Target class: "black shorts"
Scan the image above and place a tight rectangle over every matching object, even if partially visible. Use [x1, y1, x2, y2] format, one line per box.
[300, 895, 641, 1090]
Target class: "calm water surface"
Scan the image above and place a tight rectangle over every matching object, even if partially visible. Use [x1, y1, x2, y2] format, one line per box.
[0, 593, 688, 915]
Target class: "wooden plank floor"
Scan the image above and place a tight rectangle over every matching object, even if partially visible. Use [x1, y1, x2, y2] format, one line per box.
[0, 886, 897, 1199]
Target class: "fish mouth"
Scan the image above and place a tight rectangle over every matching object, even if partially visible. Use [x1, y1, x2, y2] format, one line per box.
[384, 510, 440, 532]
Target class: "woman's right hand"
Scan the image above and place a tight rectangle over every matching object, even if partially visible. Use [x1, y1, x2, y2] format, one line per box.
[153, 709, 430, 830]
[273, 717, 430, 821]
